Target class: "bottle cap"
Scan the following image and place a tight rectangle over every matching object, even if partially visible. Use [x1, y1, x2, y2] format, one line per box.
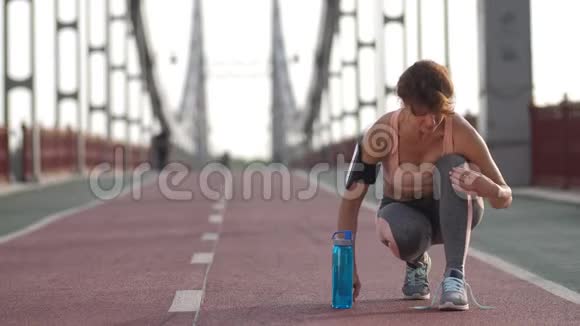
[332, 230, 353, 241]
[344, 230, 352, 240]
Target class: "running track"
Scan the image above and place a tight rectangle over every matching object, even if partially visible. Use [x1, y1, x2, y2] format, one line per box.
[0, 172, 579, 325]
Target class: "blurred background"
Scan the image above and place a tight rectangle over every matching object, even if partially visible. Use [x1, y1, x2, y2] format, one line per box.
[0, 0, 578, 188]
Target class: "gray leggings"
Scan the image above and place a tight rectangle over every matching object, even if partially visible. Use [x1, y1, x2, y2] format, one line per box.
[377, 154, 484, 271]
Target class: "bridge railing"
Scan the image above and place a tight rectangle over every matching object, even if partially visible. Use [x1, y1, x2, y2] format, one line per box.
[22, 125, 151, 182]
[530, 99, 580, 189]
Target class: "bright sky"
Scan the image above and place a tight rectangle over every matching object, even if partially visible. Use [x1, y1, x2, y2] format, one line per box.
[1, 0, 580, 159]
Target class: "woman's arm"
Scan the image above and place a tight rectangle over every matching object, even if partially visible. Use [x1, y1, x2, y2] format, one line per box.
[454, 116, 513, 209]
[339, 135, 380, 269]
[338, 183, 369, 267]
[337, 114, 389, 299]
[338, 181, 369, 301]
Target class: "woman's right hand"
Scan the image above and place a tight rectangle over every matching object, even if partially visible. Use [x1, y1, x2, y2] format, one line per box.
[353, 271, 361, 302]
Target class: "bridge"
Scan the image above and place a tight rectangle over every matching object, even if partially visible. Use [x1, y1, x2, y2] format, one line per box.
[0, 0, 579, 325]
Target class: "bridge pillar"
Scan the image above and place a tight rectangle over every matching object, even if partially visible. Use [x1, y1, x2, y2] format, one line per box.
[478, 0, 532, 186]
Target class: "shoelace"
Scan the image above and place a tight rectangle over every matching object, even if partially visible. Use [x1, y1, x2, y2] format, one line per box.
[406, 266, 428, 286]
[411, 277, 494, 310]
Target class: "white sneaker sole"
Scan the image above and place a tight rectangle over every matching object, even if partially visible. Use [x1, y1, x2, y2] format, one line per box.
[438, 302, 469, 311]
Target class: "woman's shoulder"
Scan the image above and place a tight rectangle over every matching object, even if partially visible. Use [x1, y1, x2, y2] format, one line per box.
[449, 112, 482, 148]
[373, 109, 401, 127]
[449, 112, 476, 132]
[362, 110, 400, 140]
[378, 111, 394, 124]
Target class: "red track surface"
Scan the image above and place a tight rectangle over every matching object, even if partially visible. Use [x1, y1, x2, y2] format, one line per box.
[1, 173, 579, 325]
[197, 174, 580, 326]
[0, 176, 215, 325]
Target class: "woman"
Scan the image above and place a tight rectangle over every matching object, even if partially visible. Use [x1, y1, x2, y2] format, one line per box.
[339, 60, 512, 311]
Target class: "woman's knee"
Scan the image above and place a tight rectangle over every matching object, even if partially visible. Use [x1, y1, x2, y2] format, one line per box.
[376, 203, 432, 261]
[395, 230, 432, 262]
[375, 216, 401, 258]
[435, 154, 467, 174]
[433, 154, 468, 199]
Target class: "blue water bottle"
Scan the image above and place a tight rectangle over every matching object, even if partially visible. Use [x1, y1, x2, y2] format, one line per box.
[332, 230, 354, 309]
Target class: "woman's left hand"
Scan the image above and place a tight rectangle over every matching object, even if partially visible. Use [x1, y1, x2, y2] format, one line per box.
[449, 166, 497, 198]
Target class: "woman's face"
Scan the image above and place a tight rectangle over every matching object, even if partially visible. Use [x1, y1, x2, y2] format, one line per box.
[406, 102, 444, 134]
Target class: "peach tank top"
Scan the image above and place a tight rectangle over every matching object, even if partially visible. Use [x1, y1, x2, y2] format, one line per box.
[383, 108, 454, 199]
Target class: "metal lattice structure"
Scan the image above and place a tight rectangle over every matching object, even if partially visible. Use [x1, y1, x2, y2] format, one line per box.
[55, 0, 84, 173]
[0, 0, 214, 182]
[304, 0, 453, 149]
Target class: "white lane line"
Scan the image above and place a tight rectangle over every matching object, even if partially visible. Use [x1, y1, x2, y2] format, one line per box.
[208, 214, 223, 224]
[201, 232, 219, 241]
[0, 176, 157, 245]
[168, 290, 203, 312]
[513, 187, 580, 206]
[191, 253, 214, 264]
[193, 198, 228, 326]
[470, 248, 580, 305]
[294, 170, 580, 305]
[0, 201, 102, 245]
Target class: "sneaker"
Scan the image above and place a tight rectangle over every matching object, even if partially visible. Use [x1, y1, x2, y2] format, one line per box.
[402, 253, 431, 300]
[411, 268, 494, 311]
[439, 269, 469, 311]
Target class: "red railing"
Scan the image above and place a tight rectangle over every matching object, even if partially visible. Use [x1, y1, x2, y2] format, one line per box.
[85, 136, 116, 170]
[0, 127, 9, 182]
[85, 137, 149, 170]
[21, 125, 151, 181]
[530, 100, 580, 188]
[39, 128, 74, 174]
